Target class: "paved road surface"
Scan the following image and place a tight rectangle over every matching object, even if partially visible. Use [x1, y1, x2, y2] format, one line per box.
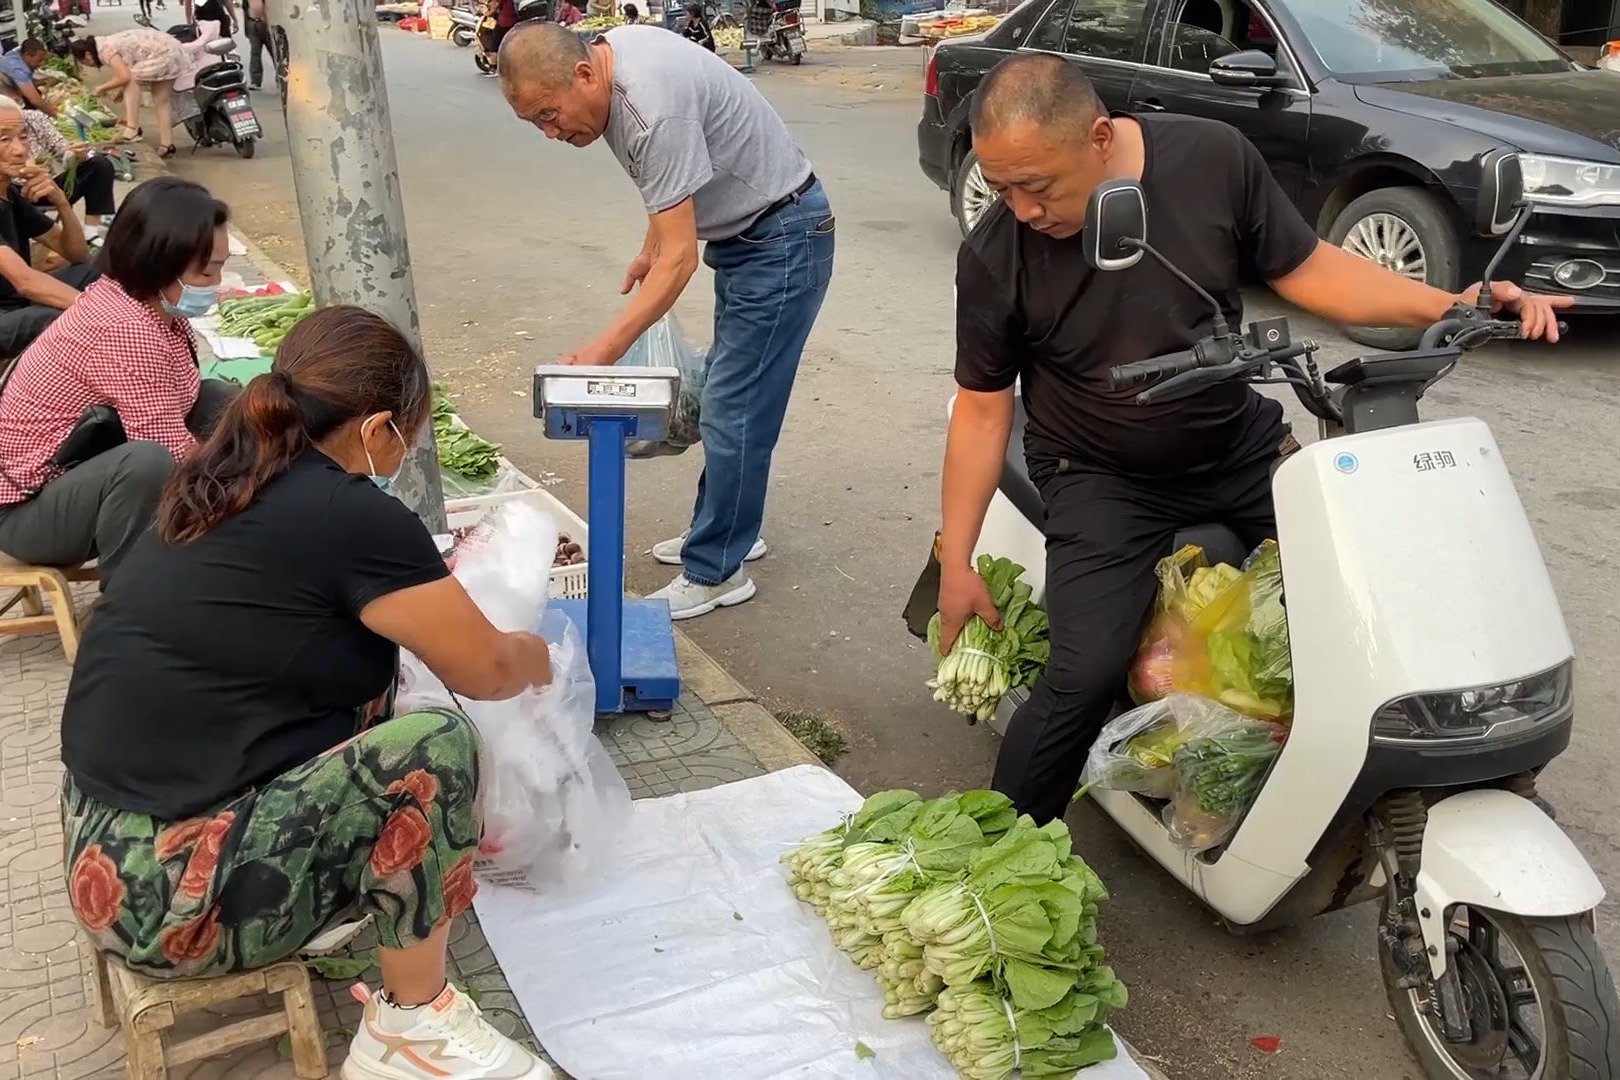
[164, 26, 1620, 1079]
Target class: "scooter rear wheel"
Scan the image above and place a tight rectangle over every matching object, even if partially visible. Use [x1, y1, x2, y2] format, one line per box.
[234, 138, 255, 159]
[1381, 905, 1620, 1079]
[474, 52, 496, 74]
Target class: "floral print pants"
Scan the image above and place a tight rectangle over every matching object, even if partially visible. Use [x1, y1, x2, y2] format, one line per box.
[63, 709, 483, 978]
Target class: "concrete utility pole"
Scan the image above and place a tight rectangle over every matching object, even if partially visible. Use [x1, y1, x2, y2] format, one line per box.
[266, 0, 448, 532]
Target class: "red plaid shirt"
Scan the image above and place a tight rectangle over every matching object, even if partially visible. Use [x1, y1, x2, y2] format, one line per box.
[0, 277, 199, 505]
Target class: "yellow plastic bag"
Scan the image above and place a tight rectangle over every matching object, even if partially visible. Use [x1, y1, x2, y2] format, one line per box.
[1171, 541, 1293, 722]
[1127, 545, 1205, 705]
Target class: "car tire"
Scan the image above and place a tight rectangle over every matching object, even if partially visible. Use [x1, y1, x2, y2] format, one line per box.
[1328, 187, 1462, 350]
[951, 148, 1000, 238]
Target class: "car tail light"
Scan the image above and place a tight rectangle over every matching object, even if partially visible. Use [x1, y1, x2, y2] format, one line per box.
[924, 48, 938, 97]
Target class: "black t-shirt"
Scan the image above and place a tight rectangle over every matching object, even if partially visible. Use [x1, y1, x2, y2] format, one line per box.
[955, 113, 1319, 480]
[61, 450, 449, 820]
[195, 0, 232, 28]
[0, 188, 54, 310]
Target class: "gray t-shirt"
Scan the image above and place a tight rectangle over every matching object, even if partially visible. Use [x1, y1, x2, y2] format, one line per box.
[602, 25, 813, 242]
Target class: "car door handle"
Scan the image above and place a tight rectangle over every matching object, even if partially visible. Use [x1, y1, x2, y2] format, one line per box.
[1134, 98, 1166, 112]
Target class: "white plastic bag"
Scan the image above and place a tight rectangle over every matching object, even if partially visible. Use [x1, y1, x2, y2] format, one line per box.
[397, 500, 632, 890]
[622, 314, 705, 459]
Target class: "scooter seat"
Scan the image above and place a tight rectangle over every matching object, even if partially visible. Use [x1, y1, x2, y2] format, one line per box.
[1000, 397, 1248, 567]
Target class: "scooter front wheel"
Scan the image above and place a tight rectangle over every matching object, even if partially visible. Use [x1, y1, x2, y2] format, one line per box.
[1380, 904, 1620, 1079]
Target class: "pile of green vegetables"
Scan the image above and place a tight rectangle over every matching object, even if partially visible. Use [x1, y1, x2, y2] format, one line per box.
[217, 293, 315, 351]
[432, 385, 501, 483]
[784, 790, 1126, 1079]
[926, 556, 1049, 724]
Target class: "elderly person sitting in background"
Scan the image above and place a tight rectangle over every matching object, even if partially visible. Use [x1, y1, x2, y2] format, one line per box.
[20, 106, 117, 228]
[0, 176, 236, 586]
[61, 306, 553, 1079]
[0, 97, 93, 357]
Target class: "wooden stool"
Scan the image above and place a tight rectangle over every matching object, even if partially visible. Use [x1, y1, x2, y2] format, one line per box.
[82, 937, 329, 1079]
[0, 556, 97, 662]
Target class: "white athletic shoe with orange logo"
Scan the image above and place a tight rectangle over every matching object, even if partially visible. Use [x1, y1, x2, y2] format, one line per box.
[341, 983, 554, 1079]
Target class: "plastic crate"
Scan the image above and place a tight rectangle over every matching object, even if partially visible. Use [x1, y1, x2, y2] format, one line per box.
[446, 487, 590, 600]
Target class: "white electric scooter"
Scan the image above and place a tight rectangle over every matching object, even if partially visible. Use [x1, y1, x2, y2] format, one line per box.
[955, 153, 1618, 1079]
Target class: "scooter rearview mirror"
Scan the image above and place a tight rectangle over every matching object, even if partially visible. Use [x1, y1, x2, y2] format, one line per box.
[1082, 178, 1147, 273]
[1476, 149, 1525, 238]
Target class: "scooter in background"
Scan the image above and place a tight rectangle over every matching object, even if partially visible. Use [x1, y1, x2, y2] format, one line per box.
[940, 153, 1617, 1078]
[448, 2, 478, 48]
[174, 36, 261, 158]
[744, 0, 805, 64]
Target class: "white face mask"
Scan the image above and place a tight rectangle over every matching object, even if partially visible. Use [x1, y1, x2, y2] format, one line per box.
[363, 419, 405, 492]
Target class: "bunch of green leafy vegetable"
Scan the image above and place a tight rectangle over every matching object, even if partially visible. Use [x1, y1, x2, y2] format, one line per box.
[430, 385, 501, 483]
[816, 792, 1019, 1012]
[1173, 725, 1284, 818]
[926, 555, 1050, 725]
[785, 794, 1126, 1075]
[930, 975, 1124, 1079]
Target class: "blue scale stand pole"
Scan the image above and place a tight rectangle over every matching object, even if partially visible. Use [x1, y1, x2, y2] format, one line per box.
[585, 416, 628, 714]
[556, 412, 678, 714]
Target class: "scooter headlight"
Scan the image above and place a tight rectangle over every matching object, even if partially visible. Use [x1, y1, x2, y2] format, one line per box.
[1370, 662, 1573, 745]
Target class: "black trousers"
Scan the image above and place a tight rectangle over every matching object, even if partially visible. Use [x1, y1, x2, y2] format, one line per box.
[54, 155, 118, 218]
[990, 449, 1282, 825]
[0, 263, 102, 361]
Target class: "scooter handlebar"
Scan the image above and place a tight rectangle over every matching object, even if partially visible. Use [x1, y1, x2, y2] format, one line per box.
[1108, 349, 1200, 392]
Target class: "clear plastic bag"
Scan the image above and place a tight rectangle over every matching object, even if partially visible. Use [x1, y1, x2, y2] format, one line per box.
[1082, 694, 1287, 853]
[621, 315, 705, 459]
[397, 500, 632, 890]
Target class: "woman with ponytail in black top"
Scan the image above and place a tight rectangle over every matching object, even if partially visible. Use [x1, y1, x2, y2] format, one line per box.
[58, 305, 555, 1079]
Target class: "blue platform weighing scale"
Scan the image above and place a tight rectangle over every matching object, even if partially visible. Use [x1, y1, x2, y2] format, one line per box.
[532, 363, 682, 714]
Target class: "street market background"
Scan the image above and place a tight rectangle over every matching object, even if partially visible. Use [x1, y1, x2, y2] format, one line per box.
[159, 24, 1620, 1079]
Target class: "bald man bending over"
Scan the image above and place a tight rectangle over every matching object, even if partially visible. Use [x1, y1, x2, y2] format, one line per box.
[936, 54, 1569, 824]
[499, 23, 834, 620]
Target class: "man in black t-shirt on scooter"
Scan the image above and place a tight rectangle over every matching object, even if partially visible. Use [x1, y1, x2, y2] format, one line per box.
[937, 54, 1570, 825]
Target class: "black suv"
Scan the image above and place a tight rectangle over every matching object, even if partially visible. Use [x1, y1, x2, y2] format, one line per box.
[918, 0, 1620, 344]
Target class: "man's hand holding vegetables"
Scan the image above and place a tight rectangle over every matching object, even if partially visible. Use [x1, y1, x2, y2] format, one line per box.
[941, 55, 1570, 826]
[501, 23, 833, 619]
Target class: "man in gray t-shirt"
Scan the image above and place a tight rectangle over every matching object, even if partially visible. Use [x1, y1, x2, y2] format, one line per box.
[500, 23, 835, 620]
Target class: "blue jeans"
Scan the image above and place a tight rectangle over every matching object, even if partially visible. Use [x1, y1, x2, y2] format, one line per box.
[680, 181, 835, 586]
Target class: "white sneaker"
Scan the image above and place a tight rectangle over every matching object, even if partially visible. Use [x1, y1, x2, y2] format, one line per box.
[342, 983, 552, 1079]
[299, 917, 371, 956]
[649, 570, 757, 620]
[650, 533, 768, 566]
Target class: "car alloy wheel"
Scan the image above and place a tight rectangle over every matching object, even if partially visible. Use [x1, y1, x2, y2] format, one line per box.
[960, 157, 997, 233]
[1341, 211, 1429, 282]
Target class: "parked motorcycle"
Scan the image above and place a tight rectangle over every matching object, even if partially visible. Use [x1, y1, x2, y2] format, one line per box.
[172, 36, 262, 158]
[465, 0, 549, 75]
[744, 0, 804, 64]
[448, 4, 478, 49]
[952, 153, 1617, 1078]
[28, 0, 81, 57]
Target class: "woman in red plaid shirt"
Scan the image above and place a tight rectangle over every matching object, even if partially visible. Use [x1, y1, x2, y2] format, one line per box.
[0, 176, 237, 585]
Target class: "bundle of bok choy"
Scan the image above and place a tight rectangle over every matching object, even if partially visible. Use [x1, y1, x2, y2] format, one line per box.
[926, 555, 1050, 724]
[782, 791, 1126, 1076]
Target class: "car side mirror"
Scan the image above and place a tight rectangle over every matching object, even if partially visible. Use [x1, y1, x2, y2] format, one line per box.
[1476, 149, 1525, 236]
[1083, 179, 1146, 272]
[1209, 49, 1289, 87]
